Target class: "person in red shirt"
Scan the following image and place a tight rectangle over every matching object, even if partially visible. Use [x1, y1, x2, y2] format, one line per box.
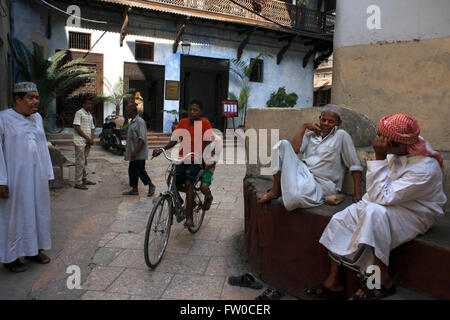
[153, 100, 214, 228]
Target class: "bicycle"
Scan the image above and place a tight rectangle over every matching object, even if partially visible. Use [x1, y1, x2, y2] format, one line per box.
[144, 149, 207, 269]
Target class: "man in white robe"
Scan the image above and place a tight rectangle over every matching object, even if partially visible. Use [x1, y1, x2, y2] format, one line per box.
[305, 113, 446, 300]
[258, 104, 363, 210]
[0, 82, 54, 272]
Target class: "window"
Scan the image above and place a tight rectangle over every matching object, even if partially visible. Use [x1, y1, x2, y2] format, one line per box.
[135, 41, 154, 61]
[249, 59, 263, 83]
[69, 32, 91, 50]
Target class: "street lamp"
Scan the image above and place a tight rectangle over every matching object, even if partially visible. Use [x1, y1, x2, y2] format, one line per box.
[181, 41, 191, 55]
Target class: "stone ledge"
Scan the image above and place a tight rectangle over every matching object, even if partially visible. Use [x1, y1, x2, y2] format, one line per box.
[243, 176, 450, 299]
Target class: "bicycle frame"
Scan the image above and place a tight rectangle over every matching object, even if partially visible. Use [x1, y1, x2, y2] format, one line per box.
[155, 149, 204, 223]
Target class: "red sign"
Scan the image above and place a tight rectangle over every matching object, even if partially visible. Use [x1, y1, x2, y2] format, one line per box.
[222, 100, 238, 117]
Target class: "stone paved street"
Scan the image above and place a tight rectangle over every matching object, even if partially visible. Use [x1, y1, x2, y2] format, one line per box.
[0, 144, 292, 300]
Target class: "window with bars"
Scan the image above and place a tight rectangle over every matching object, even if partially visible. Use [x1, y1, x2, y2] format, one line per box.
[135, 41, 154, 61]
[69, 32, 91, 50]
[249, 59, 264, 83]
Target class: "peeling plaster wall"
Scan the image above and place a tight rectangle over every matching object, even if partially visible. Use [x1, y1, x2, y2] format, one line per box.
[332, 0, 450, 151]
[10, 0, 315, 132]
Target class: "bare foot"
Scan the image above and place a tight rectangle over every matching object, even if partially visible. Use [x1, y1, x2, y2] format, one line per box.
[257, 190, 281, 204]
[184, 218, 194, 229]
[203, 195, 213, 211]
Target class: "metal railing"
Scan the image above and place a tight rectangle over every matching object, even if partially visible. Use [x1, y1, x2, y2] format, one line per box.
[148, 0, 334, 34]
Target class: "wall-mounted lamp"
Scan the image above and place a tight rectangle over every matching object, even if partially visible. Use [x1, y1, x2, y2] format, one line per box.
[181, 41, 191, 55]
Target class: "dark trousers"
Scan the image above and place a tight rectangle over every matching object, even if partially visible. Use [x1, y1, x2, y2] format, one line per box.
[128, 160, 151, 188]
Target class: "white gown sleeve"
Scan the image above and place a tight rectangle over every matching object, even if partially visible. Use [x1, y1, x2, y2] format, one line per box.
[366, 159, 434, 205]
[340, 131, 363, 172]
[0, 117, 7, 185]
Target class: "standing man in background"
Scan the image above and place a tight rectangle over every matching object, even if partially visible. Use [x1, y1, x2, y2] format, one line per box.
[73, 96, 96, 190]
[122, 103, 156, 196]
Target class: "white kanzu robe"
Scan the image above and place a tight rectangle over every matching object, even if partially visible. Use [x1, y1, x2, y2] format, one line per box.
[0, 109, 54, 263]
[319, 153, 447, 270]
[272, 128, 363, 210]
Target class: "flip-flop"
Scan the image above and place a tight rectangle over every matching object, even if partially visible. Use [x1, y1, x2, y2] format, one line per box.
[83, 180, 96, 185]
[147, 187, 156, 197]
[25, 252, 51, 264]
[228, 273, 263, 289]
[303, 283, 346, 300]
[4, 259, 28, 273]
[350, 284, 396, 300]
[74, 184, 88, 190]
[123, 191, 139, 195]
[255, 287, 285, 300]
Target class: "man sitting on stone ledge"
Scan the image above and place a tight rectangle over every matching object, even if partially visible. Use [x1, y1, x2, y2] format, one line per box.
[257, 104, 363, 210]
[305, 114, 447, 300]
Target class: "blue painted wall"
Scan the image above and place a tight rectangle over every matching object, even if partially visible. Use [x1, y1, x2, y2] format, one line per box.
[11, 0, 315, 132]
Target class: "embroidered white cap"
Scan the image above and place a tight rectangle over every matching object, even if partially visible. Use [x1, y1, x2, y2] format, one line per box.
[13, 82, 38, 93]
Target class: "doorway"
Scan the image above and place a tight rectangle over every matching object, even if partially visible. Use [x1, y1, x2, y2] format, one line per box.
[124, 62, 165, 132]
[180, 56, 229, 131]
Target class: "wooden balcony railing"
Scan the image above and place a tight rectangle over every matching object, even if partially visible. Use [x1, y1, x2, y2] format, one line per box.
[146, 0, 334, 34]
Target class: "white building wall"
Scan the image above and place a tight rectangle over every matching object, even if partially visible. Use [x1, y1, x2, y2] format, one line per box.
[335, 0, 450, 48]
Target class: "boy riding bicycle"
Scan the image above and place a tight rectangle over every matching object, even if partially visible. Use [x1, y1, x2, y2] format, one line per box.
[152, 100, 214, 228]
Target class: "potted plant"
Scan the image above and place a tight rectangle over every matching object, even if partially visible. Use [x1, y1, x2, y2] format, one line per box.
[266, 87, 298, 108]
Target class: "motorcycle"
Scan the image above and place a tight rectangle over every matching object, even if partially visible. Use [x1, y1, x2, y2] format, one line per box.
[99, 112, 127, 155]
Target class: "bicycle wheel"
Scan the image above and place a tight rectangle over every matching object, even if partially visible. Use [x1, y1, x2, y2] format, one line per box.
[188, 189, 206, 234]
[45, 114, 65, 134]
[144, 195, 173, 269]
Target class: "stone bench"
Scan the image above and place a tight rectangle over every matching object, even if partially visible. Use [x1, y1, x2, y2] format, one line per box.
[242, 176, 450, 299]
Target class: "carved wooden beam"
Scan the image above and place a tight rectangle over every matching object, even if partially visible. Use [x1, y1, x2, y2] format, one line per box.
[237, 29, 255, 60]
[173, 22, 186, 54]
[120, 6, 131, 47]
[277, 36, 295, 65]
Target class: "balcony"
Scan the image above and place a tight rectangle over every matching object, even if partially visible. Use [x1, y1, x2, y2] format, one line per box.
[101, 0, 334, 35]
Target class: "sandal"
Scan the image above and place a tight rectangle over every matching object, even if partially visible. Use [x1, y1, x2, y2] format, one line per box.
[350, 283, 396, 300]
[74, 184, 88, 190]
[83, 180, 96, 186]
[123, 191, 139, 195]
[25, 251, 51, 264]
[4, 259, 28, 273]
[303, 283, 346, 300]
[255, 287, 284, 300]
[228, 273, 263, 290]
[147, 187, 156, 197]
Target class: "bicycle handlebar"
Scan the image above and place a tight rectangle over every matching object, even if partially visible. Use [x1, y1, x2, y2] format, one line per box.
[152, 148, 201, 164]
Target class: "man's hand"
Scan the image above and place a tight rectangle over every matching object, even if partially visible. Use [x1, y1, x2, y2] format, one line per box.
[303, 123, 321, 135]
[130, 151, 137, 161]
[373, 136, 390, 160]
[0, 185, 9, 199]
[152, 149, 163, 158]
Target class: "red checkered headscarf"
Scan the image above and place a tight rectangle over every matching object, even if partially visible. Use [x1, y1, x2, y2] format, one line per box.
[378, 114, 443, 168]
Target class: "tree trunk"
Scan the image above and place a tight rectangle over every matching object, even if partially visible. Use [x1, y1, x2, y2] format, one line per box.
[116, 104, 121, 116]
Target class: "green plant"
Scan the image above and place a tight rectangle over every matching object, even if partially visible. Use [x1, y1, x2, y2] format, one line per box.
[266, 87, 298, 108]
[227, 52, 272, 124]
[9, 38, 97, 113]
[94, 77, 134, 115]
